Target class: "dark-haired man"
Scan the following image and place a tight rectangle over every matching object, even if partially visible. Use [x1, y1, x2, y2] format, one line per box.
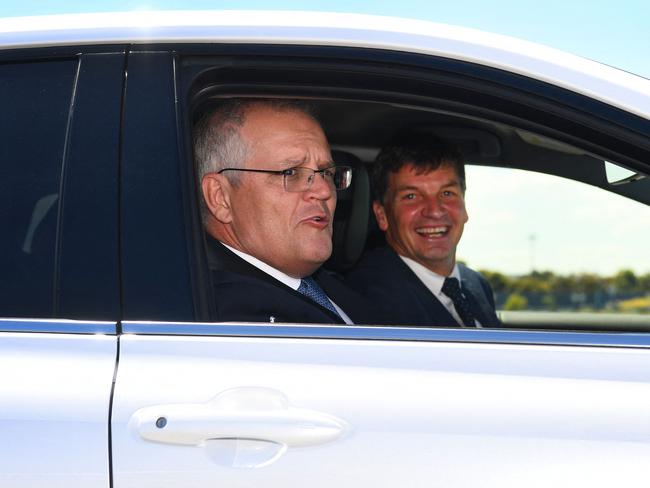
[347, 134, 500, 327]
[195, 98, 373, 324]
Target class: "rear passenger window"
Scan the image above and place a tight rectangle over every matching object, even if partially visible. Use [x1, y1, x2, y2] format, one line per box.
[0, 59, 78, 318]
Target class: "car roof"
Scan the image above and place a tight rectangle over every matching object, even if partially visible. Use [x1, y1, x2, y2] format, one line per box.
[1, 10, 650, 120]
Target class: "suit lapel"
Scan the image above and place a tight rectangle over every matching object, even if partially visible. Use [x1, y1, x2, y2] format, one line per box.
[458, 266, 497, 327]
[463, 290, 491, 327]
[207, 238, 345, 323]
[383, 248, 460, 327]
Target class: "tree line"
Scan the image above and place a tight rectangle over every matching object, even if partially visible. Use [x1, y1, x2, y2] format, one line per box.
[479, 269, 650, 313]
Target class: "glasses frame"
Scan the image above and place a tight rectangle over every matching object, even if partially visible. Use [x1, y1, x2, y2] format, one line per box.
[216, 165, 353, 192]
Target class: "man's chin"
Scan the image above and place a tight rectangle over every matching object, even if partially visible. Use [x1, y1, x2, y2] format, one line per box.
[276, 236, 332, 277]
[301, 245, 332, 271]
[310, 247, 333, 265]
[415, 251, 455, 273]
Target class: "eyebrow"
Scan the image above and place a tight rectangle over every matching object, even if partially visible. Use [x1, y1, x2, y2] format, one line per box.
[394, 180, 461, 192]
[279, 158, 335, 168]
[441, 180, 462, 189]
[395, 185, 420, 192]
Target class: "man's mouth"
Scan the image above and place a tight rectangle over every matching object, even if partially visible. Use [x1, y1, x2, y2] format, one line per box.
[415, 226, 449, 237]
[302, 213, 330, 227]
[310, 214, 329, 223]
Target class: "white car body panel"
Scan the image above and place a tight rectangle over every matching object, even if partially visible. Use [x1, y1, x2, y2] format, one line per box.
[112, 332, 650, 487]
[1, 11, 649, 119]
[0, 332, 116, 487]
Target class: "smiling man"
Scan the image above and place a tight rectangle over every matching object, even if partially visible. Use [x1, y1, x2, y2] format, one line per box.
[347, 133, 500, 327]
[195, 98, 372, 324]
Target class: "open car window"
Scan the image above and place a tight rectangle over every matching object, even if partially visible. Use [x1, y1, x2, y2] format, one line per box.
[190, 98, 650, 332]
[166, 46, 650, 333]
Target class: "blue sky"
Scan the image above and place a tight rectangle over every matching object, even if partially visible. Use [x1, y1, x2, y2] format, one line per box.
[2, 0, 649, 78]
[2, 0, 648, 275]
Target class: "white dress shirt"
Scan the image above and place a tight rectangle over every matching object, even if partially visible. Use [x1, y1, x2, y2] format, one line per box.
[222, 243, 353, 324]
[399, 255, 482, 327]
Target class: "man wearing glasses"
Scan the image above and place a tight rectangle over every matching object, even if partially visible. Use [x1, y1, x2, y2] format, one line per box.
[194, 98, 371, 324]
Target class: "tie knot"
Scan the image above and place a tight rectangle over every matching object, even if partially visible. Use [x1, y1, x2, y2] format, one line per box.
[298, 277, 321, 296]
[297, 277, 341, 320]
[441, 277, 462, 298]
[441, 277, 476, 327]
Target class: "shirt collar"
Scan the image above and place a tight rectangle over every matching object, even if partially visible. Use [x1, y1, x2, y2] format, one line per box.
[222, 243, 302, 290]
[398, 255, 461, 295]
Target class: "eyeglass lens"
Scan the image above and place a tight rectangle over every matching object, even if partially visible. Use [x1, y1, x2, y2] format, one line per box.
[284, 167, 352, 192]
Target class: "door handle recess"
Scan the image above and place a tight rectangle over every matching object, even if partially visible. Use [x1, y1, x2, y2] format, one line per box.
[131, 387, 348, 448]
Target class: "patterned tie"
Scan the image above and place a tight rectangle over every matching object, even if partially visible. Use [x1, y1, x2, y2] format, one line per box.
[297, 277, 342, 320]
[441, 277, 476, 327]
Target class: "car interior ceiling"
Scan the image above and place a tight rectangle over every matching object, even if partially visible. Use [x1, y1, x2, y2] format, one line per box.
[314, 99, 650, 202]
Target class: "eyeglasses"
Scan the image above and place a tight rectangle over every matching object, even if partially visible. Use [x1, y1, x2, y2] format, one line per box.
[217, 165, 353, 193]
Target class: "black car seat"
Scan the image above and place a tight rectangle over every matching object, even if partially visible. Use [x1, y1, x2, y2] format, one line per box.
[326, 150, 370, 272]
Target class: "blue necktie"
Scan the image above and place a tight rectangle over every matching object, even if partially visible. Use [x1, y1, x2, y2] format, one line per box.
[441, 277, 476, 327]
[298, 277, 342, 319]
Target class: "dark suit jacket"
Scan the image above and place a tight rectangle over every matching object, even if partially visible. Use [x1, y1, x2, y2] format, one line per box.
[206, 238, 375, 324]
[346, 246, 501, 327]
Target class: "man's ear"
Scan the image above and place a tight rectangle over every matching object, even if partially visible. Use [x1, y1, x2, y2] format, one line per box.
[202, 173, 233, 224]
[372, 200, 389, 231]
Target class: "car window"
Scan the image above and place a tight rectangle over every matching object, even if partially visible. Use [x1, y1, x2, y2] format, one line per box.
[173, 48, 650, 331]
[460, 165, 650, 329]
[0, 59, 78, 318]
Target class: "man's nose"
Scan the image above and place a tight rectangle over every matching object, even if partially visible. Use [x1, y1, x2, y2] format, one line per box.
[421, 196, 445, 217]
[307, 171, 335, 200]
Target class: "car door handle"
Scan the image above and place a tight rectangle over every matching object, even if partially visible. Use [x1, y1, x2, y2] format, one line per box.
[131, 387, 348, 448]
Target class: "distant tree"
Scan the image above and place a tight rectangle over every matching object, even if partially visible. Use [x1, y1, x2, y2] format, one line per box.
[475, 267, 648, 313]
[480, 270, 509, 293]
[511, 274, 550, 294]
[541, 294, 557, 310]
[552, 274, 578, 294]
[531, 270, 555, 281]
[613, 269, 639, 293]
[574, 273, 606, 294]
[639, 273, 650, 293]
[504, 293, 528, 311]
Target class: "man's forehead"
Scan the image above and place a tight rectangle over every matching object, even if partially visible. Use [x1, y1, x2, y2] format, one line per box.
[242, 109, 330, 165]
[244, 108, 323, 138]
[244, 104, 317, 126]
[392, 163, 461, 184]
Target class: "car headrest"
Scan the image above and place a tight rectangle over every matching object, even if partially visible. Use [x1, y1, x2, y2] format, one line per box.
[326, 150, 370, 272]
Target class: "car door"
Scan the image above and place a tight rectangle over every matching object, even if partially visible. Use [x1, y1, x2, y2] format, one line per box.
[110, 44, 650, 487]
[0, 49, 124, 486]
[112, 326, 650, 487]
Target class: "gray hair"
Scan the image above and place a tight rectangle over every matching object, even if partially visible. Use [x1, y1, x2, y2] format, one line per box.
[194, 99, 250, 187]
[194, 98, 318, 182]
[193, 98, 319, 220]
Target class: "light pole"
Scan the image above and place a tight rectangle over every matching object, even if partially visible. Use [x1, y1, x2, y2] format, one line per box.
[529, 234, 537, 273]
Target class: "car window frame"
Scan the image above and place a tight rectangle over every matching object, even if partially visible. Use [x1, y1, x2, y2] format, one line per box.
[121, 43, 650, 344]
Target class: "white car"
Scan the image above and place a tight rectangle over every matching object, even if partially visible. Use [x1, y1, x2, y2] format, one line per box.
[1, 10, 650, 488]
